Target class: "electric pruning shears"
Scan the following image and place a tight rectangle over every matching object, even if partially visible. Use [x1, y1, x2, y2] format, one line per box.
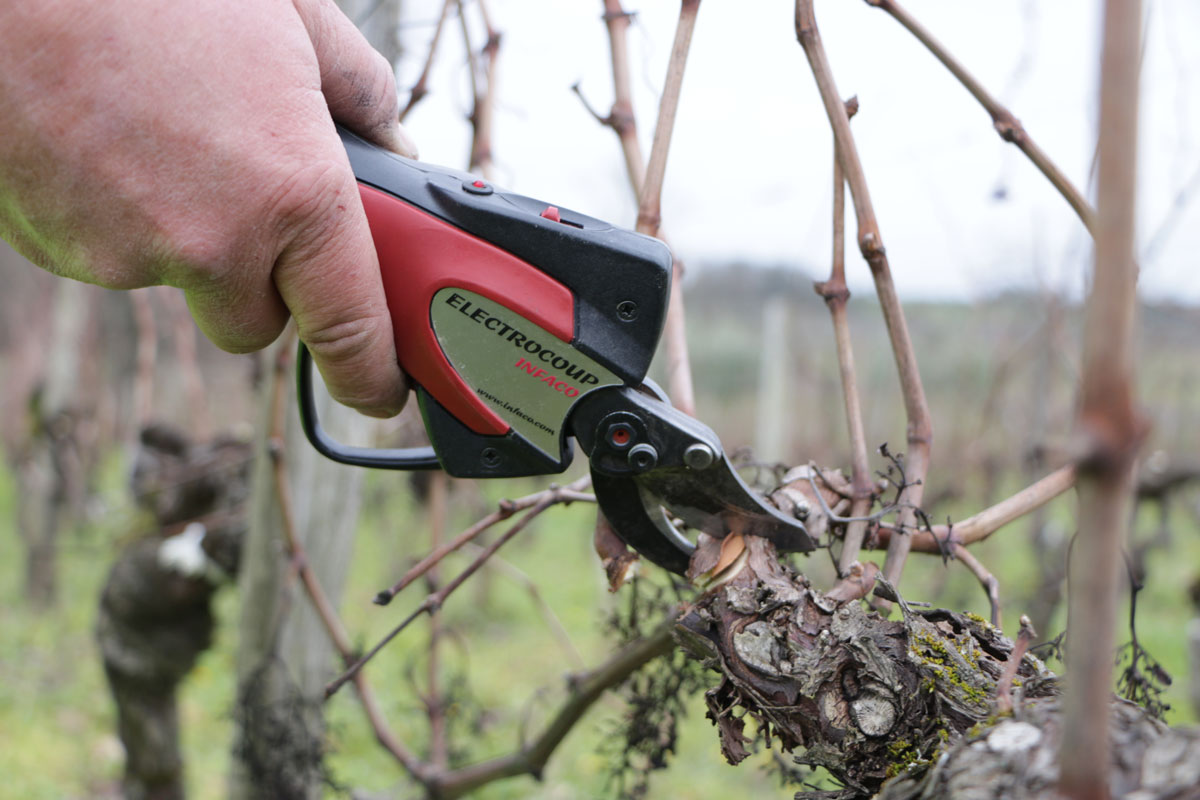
[297, 128, 813, 575]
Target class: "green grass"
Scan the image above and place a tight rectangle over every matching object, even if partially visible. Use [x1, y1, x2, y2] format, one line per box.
[0, 455, 121, 799]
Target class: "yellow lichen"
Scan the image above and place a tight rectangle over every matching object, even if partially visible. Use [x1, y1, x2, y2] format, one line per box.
[908, 630, 989, 706]
[884, 739, 929, 779]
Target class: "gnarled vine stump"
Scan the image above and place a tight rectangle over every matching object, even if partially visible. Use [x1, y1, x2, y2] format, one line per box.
[675, 537, 1199, 799]
[96, 426, 250, 800]
[676, 538, 1056, 795]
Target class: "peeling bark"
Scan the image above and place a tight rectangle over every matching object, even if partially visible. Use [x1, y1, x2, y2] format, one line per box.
[679, 543, 1052, 793]
[677, 537, 1055, 795]
[675, 537, 1200, 799]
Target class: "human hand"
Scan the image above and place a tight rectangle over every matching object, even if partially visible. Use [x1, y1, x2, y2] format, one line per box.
[0, 0, 415, 416]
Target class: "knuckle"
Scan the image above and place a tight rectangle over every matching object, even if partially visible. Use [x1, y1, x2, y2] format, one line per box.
[302, 308, 383, 357]
[145, 191, 276, 289]
[80, 250, 154, 290]
[152, 223, 274, 307]
[159, 230, 246, 280]
[267, 159, 356, 239]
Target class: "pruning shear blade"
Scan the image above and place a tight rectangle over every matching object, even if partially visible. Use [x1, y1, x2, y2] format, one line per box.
[571, 386, 814, 575]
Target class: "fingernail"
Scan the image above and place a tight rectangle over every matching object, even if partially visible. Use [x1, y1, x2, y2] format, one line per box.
[392, 123, 419, 160]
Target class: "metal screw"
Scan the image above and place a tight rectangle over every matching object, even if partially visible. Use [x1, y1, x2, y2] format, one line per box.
[684, 443, 715, 470]
[481, 447, 501, 467]
[686, 443, 710, 470]
[616, 300, 638, 321]
[628, 443, 658, 472]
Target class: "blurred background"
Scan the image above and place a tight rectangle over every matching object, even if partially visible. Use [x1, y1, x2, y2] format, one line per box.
[1, 1, 1198, 798]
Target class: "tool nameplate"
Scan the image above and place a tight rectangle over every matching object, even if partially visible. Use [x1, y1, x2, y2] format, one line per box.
[429, 288, 621, 457]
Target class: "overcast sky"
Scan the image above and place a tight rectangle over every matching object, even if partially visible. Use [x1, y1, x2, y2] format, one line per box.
[388, 0, 1200, 302]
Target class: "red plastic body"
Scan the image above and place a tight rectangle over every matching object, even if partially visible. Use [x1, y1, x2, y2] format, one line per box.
[359, 184, 576, 436]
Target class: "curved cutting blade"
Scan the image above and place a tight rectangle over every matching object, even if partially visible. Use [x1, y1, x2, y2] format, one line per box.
[591, 469, 695, 575]
[636, 457, 815, 553]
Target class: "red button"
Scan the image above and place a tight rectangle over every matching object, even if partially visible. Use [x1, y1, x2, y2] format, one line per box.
[472, 180, 486, 188]
[540, 205, 561, 223]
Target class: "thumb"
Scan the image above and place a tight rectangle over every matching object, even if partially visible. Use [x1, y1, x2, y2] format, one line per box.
[294, 0, 418, 158]
[274, 156, 409, 418]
